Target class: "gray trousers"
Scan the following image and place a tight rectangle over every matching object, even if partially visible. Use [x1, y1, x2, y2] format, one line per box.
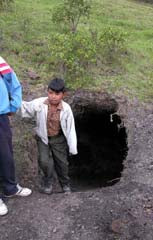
[36, 134, 70, 187]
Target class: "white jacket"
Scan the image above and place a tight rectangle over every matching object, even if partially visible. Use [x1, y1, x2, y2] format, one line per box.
[19, 97, 77, 155]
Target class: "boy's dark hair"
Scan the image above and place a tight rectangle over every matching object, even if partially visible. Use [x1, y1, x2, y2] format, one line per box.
[48, 78, 66, 93]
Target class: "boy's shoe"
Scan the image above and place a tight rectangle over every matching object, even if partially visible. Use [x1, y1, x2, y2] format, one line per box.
[0, 199, 8, 216]
[5, 184, 32, 197]
[39, 185, 53, 195]
[62, 185, 71, 193]
[38, 178, 53, 195]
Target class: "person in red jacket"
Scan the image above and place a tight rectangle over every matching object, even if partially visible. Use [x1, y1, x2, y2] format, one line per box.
[0, 56, 32, 216]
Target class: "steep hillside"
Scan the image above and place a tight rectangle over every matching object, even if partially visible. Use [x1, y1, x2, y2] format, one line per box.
[1, 0, 153, 99]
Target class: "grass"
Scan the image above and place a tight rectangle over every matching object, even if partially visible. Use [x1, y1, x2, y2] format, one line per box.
[1, 0, 153, 101]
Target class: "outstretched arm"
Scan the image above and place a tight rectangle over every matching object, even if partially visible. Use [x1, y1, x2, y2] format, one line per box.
[19, 100, 38, 118]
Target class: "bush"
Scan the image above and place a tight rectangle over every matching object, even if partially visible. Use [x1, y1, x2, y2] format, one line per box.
[99, 27, 127, 60]
[47, 26, 127, 87]
[0, 0, 14, 10]
[48, 31, 97, 87]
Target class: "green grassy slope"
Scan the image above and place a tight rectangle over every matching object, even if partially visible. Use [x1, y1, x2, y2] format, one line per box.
[1, 0, 153, 101]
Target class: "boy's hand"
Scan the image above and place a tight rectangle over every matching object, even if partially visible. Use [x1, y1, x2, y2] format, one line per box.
[7, 112, 15, 126]
[7, 112, 15, 116]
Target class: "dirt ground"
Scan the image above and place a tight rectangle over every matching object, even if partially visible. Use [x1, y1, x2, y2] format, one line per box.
[1, 94, 153, 240]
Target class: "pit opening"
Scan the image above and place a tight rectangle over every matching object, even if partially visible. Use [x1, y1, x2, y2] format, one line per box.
[69, 105, 128, 192]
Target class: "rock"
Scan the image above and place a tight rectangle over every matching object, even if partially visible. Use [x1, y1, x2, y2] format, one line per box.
[111, 219, 123, 233]
[27, 70, 40, 80]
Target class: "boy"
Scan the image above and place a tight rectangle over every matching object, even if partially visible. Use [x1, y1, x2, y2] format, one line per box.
[20, 78, 77, 194]
[0, 56, 32, 216]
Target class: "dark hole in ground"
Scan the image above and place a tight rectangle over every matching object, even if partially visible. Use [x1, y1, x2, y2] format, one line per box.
[69, 107, 128, 192]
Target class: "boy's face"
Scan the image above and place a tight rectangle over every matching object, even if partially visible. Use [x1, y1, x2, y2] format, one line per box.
[48, 89, 64, 105]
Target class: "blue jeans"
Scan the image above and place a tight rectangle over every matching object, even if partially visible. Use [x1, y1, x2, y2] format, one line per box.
[0, 114, 18, 195]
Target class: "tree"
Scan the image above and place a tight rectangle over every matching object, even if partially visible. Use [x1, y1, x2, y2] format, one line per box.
[52, 0, 91, 33]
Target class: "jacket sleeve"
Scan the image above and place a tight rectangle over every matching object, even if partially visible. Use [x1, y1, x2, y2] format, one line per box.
[3, 71, 22, 112]
[18, 98, 41, 118]
[66, 106, 78, 155]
